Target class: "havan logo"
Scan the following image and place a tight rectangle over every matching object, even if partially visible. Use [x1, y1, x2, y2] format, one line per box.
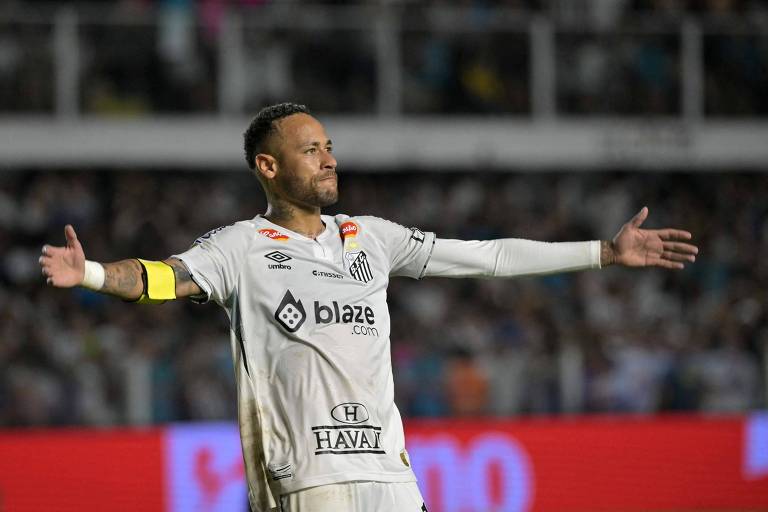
[331, 403, 370, 425]
[312, 426, 383, 455]
[312, 404, 383, 456]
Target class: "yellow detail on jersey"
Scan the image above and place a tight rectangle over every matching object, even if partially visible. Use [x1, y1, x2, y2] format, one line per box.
[134, 259, 176, 304]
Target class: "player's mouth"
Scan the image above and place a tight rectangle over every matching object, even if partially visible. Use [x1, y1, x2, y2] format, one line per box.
[319, 173, 337, 182]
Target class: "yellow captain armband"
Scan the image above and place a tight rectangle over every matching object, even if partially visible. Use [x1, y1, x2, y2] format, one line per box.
[134, 259, 177, 304]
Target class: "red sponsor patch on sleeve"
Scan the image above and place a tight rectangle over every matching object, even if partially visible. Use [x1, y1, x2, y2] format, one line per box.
[258, 228, 289, 242]
[340, 221, 359, 239]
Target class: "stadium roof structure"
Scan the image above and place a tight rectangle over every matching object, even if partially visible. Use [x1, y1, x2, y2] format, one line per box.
[2, 118, 767, 171]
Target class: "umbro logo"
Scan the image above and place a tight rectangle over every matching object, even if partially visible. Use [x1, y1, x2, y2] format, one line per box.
[265, 251, 292, 270]
[265, 251, 291, 263]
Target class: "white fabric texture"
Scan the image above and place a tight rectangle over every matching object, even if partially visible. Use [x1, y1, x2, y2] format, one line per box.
[172, 214, 599, 512]
[277, 481, 425, 512]
[425, 238, 601, 278]
[173, 215, 434, 512]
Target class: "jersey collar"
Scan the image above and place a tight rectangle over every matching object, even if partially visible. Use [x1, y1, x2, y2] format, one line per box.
[255, 214, 334, 242]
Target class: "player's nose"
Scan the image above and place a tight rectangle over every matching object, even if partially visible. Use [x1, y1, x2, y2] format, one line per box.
[321, 150, 337, 171]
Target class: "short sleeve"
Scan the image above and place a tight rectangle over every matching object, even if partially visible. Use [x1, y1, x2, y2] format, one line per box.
[361, 216, 436, 279]
[172, 222, 253, 305]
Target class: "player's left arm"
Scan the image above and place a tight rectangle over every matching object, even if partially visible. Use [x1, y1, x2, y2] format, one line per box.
[424, 206, 698, 278]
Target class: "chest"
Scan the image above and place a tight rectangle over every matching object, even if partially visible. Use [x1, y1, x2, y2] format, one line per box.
[242, 233, 388, 303]
[237, 234, 390, 337]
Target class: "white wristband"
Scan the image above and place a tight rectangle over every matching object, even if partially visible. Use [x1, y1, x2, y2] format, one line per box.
[81, 260, 105, 291]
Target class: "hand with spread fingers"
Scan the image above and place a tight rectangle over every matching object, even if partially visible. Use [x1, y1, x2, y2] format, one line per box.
[39, 224, 86, 287]
[607, 207, 699, 270]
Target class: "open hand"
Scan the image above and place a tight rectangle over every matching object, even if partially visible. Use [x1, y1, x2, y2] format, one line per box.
[39, 224, 86, 287]
[610, 207, 698, 269]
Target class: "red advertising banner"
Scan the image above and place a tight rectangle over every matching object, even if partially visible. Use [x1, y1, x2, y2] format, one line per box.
[406, 414, 768, 511]
[0, 414, 766, 511]
[0, 428, 165, 512]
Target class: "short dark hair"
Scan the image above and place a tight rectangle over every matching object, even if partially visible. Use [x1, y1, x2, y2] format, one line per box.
[243, 102, 310, 169]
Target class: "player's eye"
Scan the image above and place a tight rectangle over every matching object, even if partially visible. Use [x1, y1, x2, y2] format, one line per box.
[305, 147, 317, 154]
[326, 146, 333, 153]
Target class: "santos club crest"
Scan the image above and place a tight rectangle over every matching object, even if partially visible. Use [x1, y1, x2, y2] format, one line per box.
[345, 251, 373, 283]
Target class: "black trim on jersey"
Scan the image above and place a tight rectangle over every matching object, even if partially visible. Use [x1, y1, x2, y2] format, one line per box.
[311, 425, 382, 431]
[233, 293, 250, 376]
[314, 449, 386, 455]
[418, 238, 436, 279]
[178, 260, 211, 305]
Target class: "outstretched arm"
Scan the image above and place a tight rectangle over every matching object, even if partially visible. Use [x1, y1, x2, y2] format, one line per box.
[39, 224, 202, 300]
[424, 207, 697, 278]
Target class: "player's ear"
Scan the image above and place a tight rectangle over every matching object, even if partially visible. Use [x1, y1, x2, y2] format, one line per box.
[255, 153, 278, 181]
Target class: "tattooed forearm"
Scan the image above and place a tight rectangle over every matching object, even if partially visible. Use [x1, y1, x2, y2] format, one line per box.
[102, 259, 144, 300]
[165, 258, 203, 298]
[600, 240, 616, 267]
[96, 258, 200, 301]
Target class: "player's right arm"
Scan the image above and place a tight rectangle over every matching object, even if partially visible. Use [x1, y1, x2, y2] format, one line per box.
[39, 224, 202, 300]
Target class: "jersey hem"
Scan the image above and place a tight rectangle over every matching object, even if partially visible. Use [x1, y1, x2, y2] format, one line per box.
[274, 470, 417, 495]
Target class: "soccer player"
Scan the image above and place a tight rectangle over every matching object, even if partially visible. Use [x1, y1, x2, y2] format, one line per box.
[39, 103, 698, 512]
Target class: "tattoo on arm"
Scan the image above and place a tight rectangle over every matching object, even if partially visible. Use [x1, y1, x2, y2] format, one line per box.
[165, 258, 203, 298]
[169, 259, 192, 284]
[99, 258, 201, 301]
[102, 259, 143, 300]
[600, 240, 616, 267]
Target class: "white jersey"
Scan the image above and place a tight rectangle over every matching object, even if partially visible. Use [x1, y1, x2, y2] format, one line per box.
[174, 214, 435, 512]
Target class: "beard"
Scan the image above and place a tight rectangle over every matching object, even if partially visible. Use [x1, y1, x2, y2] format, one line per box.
[283, 172, 339, 208]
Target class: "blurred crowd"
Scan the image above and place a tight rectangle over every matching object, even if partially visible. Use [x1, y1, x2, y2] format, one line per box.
[1, 0, 766, 115]
[1, 169, 766, 427]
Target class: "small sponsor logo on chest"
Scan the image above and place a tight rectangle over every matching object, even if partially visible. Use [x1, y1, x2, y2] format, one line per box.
[265, 251, 292, 270]
[312, 269, 343, 280]
[259, 228, 290, 242]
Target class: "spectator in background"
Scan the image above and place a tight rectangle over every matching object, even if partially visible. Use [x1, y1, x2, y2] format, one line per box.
[446, 348, 489, 416]
[4, 170, 765, 428]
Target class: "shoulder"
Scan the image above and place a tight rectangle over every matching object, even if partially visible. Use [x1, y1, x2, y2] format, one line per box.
[334, 214, 401, 233]
[192, 219, 257, 249]
[333, 215, 422, 249]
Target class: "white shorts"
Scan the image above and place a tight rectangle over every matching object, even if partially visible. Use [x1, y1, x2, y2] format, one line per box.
[276, 481, 427, 512]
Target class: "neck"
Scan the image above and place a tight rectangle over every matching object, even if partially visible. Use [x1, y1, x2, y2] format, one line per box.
[264, 199, 324, 239]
